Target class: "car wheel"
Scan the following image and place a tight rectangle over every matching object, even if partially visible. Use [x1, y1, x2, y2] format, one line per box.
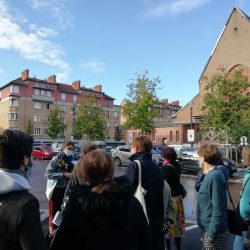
[114, 157, 121, 167]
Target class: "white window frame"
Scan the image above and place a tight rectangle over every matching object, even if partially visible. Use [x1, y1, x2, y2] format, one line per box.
[33, 115, 41, 122]
[34, 102, 42, 109]
[61, 93, 66, 102]
[11, 85, 19, 94]
[33, 128, 41, 135]
[8, 113, 18, 120]
[9, 99, 19, 107]
[73, 95, 77, 104]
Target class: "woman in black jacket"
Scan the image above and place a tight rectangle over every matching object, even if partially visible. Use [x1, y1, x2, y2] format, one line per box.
[161, 147, 186, 250]
[51, 149, 149, 250]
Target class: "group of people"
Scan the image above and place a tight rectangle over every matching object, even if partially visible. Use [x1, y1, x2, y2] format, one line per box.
[0, 129, 249, 250]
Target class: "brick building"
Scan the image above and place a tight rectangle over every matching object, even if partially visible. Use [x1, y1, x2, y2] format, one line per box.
[0, 69, 121, 143]
[175, 7, 250, 144]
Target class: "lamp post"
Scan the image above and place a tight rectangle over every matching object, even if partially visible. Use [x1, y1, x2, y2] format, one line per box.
[189, 101, 194, 147]
[71, 104, 77, 141]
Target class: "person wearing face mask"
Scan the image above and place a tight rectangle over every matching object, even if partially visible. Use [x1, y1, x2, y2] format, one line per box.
[45, 141, 75, 240]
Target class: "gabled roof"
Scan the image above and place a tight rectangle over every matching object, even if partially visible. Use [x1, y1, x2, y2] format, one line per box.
[57, 83, 80, 95]
[199, 7, 250, 82]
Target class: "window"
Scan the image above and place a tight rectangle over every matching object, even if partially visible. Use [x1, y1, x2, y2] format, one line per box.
[73, 95, 77, 103]
[107, 122, 110, 128]
[170, 131, 173, 143]
[106, 100, 110, 107]
[34, 89, 40, 95]
[114, 111, 118, 119]
[9, 99, 19, 107]
[43, 115, 48, 121]
[152, 132, 156, 142]
[34, 102, 42, 109]
[60, 106, 66, 115]
[33, 128, 41, 135]
[8, 113, 18, 120]
[33, 115, 41, 122]
[44, 128, 49, 134]
[176, 131, 180, 143]
[11, 85, 19, 94]
[34, 89, 51, 97]
[46, 91, 51, 97]
[45, 103, 51, 110]
[105, 111, 110, 118]
[61, 93, 66, 102]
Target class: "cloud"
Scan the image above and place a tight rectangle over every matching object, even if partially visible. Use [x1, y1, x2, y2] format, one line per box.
[0, 0, 71, 81]
[27, 0, 73, 30]
[144, 0, 210, 18]
[81, 60, 105, 73]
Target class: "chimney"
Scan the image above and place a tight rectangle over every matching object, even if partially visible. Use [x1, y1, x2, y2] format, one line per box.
[93, 84, 102, 92]
[162, 98, 168, 105]
[21, 69, 29, 80]
[172, 100, 179, 106]
[47, 75, 56, 84]
[72, 80, 81, 90]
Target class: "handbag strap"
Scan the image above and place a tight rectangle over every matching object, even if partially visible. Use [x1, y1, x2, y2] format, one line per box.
[226, 183, 236, 210]
[134, 160, 142, 187]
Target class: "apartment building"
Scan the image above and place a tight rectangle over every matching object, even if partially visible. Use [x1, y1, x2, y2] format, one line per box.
[0, 69, 121, 142]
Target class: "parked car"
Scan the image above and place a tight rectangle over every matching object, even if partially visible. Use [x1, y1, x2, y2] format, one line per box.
[111, 145, 164, 167]
[152, 145, 165, 154]
[111, 145, 132, 167]
[177, 147, 237, 176]
[32, 146, 52, 160]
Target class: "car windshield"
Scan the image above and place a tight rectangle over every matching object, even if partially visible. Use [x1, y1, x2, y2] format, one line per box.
[41, 146, 51, 151]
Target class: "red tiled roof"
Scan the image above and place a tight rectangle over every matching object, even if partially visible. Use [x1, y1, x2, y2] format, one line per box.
[57, 83, 80, 95]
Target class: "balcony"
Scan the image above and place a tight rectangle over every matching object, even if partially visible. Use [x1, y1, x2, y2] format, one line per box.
[32, 95, 55, 103]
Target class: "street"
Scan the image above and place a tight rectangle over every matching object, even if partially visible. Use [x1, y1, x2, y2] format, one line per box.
[29, 159, 245, 250]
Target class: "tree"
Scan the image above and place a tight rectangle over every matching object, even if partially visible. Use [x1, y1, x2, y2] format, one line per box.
[74, 97, 106, 141]
[45, 107, 66, 140]
[201, 69, 250, 143]
[25, 119, 33, 135]
[122, 70, 161, 135]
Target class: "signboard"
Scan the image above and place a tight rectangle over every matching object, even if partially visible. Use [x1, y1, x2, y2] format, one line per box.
[240, 136, 248, 146]
[187, 129, 195, 142]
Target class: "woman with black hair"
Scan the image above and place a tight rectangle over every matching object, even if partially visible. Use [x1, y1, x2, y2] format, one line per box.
[160, 146, 186, 250]
[45, 141, 75, 237]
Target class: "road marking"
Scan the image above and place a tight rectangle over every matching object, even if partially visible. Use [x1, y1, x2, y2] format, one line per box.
[40, 209, 48, 222]
[186, 224, 199, 231]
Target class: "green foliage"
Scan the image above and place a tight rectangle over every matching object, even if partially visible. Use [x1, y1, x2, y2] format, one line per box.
[45, 107, 66, 140]
[122, 70, 161, 135]
[25, 119, 33, 135]
[201, 69, 250, 143]
[74, 98, 106, 141]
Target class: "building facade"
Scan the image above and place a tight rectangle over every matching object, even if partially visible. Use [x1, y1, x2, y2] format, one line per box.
[0, 69, 121, 142]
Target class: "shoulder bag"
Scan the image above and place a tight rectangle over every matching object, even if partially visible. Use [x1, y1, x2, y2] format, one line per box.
[226, 178, 249, 236]
[134, 160, 149, 224]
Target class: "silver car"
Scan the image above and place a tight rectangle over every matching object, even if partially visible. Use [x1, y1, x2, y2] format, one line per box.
[111, 146, 163, 167]
[111, 145, 132, 167]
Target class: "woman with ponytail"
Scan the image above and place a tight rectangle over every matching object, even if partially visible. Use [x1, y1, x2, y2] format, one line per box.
[50, 149, 149, 250]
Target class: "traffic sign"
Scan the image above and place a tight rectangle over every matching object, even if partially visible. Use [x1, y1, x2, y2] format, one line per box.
[187, 129, 195, 142]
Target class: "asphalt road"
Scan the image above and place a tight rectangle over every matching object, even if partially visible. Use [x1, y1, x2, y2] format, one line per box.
[29, 159, 245, 250]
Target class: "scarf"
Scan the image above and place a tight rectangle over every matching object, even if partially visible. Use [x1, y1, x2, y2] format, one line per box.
[57, 152, 74, 172]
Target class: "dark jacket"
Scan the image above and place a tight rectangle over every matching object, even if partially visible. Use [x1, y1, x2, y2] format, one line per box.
[0, 191, 48, 250]
[51, 176, 149, 250]
[126, 152, 165, 250]
[161, 161, 183, 197]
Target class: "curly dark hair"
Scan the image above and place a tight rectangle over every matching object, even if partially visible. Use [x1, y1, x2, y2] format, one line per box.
[161, 147, 177, 162]
[0, 129, 33, 169]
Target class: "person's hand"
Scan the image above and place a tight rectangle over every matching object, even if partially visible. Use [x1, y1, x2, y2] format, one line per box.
[64, 172, 71, 178]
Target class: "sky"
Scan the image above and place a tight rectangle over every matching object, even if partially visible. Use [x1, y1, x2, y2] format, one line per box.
[0, 0, 249, 106]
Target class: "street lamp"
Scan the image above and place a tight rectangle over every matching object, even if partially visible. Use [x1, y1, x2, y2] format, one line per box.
[189, 101, 194, 147]
[71, 104, 77, 141]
